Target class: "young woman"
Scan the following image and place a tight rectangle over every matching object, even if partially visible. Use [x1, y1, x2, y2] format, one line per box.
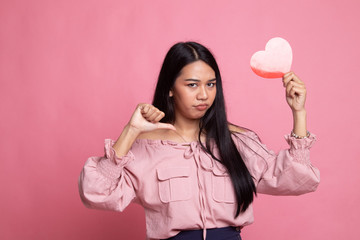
[78, 42, 320, 240]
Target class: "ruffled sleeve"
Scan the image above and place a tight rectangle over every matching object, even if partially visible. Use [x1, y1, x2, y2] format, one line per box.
[234, 131, 320, 196]
[78, 139, 137, 212]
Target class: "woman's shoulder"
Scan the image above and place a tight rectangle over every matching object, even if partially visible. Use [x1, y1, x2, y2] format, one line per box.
[228, 123, 256, 136]
[136, 129, 168, 140]
[228, 124, 260, 141]
[228, 124, 247, 133]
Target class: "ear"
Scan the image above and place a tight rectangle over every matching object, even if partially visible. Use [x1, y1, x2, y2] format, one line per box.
[169, 90, 173, 97]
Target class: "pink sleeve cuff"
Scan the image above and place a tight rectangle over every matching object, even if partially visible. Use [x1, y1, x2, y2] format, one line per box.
[284, 132, 316, 164]
[97, 139, 135, 180]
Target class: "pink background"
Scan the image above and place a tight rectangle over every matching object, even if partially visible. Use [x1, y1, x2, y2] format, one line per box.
[1, 0, 359, 239]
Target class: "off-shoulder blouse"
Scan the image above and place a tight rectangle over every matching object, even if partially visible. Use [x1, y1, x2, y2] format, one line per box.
[78, 130, 320, 239]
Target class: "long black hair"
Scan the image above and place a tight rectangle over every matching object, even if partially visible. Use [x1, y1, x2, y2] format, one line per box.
[152, 41, 256, 217]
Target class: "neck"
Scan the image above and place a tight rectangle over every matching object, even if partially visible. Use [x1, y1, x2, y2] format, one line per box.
[173, 116, 201, 142]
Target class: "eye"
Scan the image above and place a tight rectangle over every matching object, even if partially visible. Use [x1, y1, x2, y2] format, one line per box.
[187, 83, 197, 88]
[207, 82, 216, 87]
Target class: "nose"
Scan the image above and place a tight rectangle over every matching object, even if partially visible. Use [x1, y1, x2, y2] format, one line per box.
[197, 86, 208, 100]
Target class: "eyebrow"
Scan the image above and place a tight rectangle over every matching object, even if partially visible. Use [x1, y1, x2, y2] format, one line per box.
[184, 78, 216, 82]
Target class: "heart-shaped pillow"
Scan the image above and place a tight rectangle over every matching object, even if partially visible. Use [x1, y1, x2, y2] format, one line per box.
[250, 37, 292, 78]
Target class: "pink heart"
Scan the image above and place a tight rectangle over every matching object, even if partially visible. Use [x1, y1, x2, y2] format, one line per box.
[250, 37, 293, 78]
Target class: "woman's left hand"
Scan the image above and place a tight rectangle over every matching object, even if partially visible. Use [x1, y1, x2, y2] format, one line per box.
[282, 72, 306, 112]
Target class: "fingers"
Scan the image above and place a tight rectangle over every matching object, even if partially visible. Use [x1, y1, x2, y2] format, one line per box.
[153, 112, 165, 122]
[282, 71, 304, 86]
[138, 104, 166, 123]
[282, 72, 306, 98]
[287, 85, 306, 99]
[285, 80, 306, 98]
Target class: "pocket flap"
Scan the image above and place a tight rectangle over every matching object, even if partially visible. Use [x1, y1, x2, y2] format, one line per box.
[157, 167, 190, 180]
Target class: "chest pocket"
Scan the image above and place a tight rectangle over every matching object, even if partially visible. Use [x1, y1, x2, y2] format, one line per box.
[212, 170, 236, 203]
[157, 167, 191, 203]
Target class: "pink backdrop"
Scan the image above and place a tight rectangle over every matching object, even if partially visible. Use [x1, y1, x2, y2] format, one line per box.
[1, 0, 359, 239]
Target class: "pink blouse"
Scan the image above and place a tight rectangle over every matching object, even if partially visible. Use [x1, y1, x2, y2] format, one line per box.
[78, 130, 320, 240]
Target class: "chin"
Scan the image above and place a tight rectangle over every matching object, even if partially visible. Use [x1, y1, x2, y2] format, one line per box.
[190, 113, 207, 120]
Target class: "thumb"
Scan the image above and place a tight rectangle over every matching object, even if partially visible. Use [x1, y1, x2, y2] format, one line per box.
[154, 122, 176, 131]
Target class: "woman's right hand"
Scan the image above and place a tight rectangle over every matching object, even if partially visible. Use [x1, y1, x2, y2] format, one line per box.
[112, 104, 175, 159]
[128, 103, 176, 134]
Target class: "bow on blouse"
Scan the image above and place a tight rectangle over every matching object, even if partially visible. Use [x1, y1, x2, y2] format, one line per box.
[183, 142, 228, 174]
[180, 141, 227, 240]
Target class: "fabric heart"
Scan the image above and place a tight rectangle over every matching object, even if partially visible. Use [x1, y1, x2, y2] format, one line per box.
[250, 37, 292, 78]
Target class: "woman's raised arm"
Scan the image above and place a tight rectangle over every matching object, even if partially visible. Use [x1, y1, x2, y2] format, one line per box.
[282, 72, 308, 138]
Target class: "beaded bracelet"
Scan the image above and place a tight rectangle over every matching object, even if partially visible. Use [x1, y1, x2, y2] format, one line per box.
[291, 130, 310, 139]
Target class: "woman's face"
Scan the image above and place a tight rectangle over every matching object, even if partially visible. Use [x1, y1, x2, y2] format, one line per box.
[170, 60, 216, 121]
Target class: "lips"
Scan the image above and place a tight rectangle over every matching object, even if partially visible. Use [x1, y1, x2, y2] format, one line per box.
[194, 104, 208, 111]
